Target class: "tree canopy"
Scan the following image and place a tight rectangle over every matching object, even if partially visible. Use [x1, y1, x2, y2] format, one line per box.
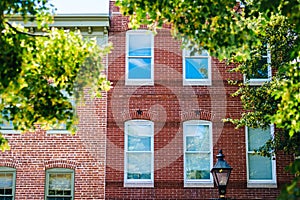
[0, 0, 111, 151]
[116, 0, 299, 198]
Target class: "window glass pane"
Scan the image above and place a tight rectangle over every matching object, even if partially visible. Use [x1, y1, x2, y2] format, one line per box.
[248, 127, 271, 151]
[0, 197, 13, 200]
[248, 57, 268, 79]
[248, 154, 272, 180]
[0, 112, 13, 129]
[49, 174, 71, 190]
[127, 124, 152, 135]
[128, 58, 151, 79]
[129, 34, 151, 56]
[186, 125, 209, 151]
[185, 58, 208, 79]
[185, 49, 209, 57]
[185, 153, 210, 180]
[128, 135, 151, 151]
[0, 173, 13, 188]
[127, 152, 151, 179]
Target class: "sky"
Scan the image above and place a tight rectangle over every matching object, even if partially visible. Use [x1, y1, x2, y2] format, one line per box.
[50, 0, 109, 14]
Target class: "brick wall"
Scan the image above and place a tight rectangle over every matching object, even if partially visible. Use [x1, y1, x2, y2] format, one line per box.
[106, 1, 294, 199]
[0, 90, 107, 199]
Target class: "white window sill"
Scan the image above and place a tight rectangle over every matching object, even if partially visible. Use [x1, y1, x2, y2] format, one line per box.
[125, 80, 154, 86]
[183, 80, 212, 86]
[0, 129, 21, 134]
[184, 181, 214, 188]
[244, 77, 271, 86]
[247, 182, 277, 188]
[124, 181, 154, 188]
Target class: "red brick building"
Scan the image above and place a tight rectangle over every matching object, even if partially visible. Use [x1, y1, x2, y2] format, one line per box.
[105, 1, 294, 199]
[0, 1, 295, 200]
[0, 14, 109, 199]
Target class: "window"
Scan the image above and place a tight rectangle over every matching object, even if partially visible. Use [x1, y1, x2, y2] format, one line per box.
[183, 48, 211, 85]
[124, 120, 154, 187]
[45, 168, 74, 200]
[0, 112, 19, 134]
[46, 91, 75, 134]
[246, 126, 277, 187]
[183, 120, 213, 187]
[0, 167, 16, 200]
[245, 47, 271, 85]
[0, 113, 13, 130]
[126, 30, 154, 85]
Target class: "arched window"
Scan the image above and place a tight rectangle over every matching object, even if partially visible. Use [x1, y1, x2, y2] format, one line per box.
[124, 120, 154, 187]
[0, 167, 16, 200]
[45, 168, 74, 200]
[183, 120, 213, 187]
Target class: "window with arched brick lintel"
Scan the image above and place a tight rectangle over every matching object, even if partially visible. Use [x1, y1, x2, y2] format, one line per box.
[183, 120, 214, 188]
[0, 166, 16, 200]
[124, 119, 154, 187]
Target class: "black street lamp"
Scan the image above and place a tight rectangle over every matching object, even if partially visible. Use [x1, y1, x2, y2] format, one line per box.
[211, 149, 232, 200]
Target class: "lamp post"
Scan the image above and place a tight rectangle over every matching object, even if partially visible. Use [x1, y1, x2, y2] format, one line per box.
[211, 149, 232, 200]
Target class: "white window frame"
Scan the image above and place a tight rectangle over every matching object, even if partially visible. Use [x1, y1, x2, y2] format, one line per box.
[124, 120, 154, 187]
[0, 98, 20, 134]
[0, 120, 20, 134]
[125, 30, 154, 86]
[46, 90, 75, 134]
[183, 48, 212, 86]
[244, 47, 272, 85]
[246, 125, 277, 188]
[0, 167, 16, 200]
[45, 168, 74, 200]
[183, 120, 213, 187]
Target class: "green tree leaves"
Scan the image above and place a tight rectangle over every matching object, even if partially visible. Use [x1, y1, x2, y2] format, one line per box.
[0, 0, 111, 150]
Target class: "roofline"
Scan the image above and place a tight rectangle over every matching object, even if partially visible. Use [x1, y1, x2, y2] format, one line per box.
[9, 14, 110, 28]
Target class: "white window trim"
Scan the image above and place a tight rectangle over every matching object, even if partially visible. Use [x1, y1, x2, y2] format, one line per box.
[125, 30, 154, 86]
[124, 120, 154, 187]
[0, 167, 16, 200]
[244, 48, 272, 85]
[183, 49, 212, 86]
[246, 125, 277, 188]
[45, 168, 74, 200]
[183, 120, 214, 187]
[0, 129, 21, 134]
[0, 98, 20, 134]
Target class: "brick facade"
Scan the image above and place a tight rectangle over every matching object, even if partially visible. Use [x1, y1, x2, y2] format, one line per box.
[106, 1, 294, 199]
[0, 16, 109, 199]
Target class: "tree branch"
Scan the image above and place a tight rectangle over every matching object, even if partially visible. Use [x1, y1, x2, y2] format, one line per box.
[5, 22, 48, 37]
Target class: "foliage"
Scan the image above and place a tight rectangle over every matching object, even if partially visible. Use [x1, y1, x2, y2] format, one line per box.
[116, 0, 299, 198]
[0, 0, 111, 151]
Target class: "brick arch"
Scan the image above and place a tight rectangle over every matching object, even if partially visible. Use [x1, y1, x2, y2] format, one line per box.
[123, 109, 152, 121]
[180, 109, 213, 121]
[0, 158, 19, 168]
[44, 159, 78, 170]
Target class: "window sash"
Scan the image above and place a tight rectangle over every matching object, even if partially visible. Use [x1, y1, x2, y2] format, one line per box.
[0, 168, 16, 199]
[183, 49, 211, 85]
[126, 31, 154, 85]
[246, 126, 276, 185]
[183, 120, 213, 186]
[46, 169, 74, 200]
[124, 120, 154, 185]
[245, 48, 272, 85]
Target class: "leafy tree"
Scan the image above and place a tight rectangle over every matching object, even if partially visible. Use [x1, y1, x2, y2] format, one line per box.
[0, 0, 111, 151]
[116, 0, 299, 198]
